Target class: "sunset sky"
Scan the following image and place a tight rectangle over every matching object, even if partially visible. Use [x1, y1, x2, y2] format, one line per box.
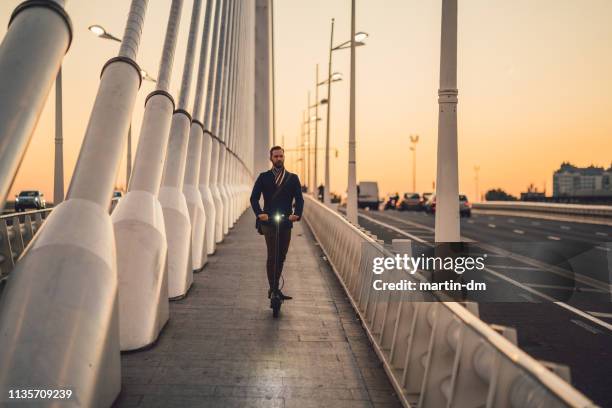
[2, 0, 611, 203]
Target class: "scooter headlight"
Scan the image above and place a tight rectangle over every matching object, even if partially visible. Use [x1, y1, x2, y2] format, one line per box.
[274, 214, 282, 223]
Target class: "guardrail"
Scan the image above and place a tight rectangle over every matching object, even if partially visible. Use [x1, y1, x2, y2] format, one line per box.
[0, 199, 121, 290]
[473, 201, 612, 225]
[0, 208, 53, 286]
[302, 195, 595, 408]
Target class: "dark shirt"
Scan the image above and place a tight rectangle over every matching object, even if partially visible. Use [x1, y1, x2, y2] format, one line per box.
[250, 169, 304, 229]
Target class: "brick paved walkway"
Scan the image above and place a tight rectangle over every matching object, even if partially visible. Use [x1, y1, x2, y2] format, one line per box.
[114, 213, 402, 408]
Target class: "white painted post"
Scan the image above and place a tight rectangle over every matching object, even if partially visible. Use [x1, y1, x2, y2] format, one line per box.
[254, 0, 272, 176]
[184, 0, 216, 272]
[111, 0, 184, 351]
[159, 0, 203, 299]
[0, 0, 71, 208]
[0, 1, 148, 404]
[209, 0, 231, 242]
[201, 0, 225, 253]
[217, 0, 238, 235]
[434, 0, 460, 242]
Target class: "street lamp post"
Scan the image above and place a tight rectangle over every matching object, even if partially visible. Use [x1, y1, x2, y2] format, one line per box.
[324, 18, 335, 205]
[409, 134, 419, 192]
[474, 165, 480, 202]
[306, 92, 311, 191]
[346, 0, 358, 225]
[301, 110, 306, 184]
[314, 64, 319, 195]
[323, 19, 367, 207]
[54, 68, 64, 205]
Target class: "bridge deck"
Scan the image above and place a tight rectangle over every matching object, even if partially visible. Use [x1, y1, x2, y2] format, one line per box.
[114, 213, 402, 408]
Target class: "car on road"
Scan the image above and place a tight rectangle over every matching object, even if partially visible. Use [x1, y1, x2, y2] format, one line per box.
[459, 194, 471, 217]
[397, 193, 422, 211]
[424, 194, 471, 217]
[357, 181, 380, 210]
[14, 190, 46, 212]
[421, 192, 433, 208]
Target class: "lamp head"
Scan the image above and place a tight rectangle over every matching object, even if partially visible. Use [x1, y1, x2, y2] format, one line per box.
[88, 25, 106, 37]
[354, 32, 369, 42]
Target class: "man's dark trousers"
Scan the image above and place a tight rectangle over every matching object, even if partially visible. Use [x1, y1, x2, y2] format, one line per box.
[261, 224, 291, 292]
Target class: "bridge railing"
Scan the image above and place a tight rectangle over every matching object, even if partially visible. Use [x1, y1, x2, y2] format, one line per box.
[302, 195, 595, 408]
[0, 198, 121, 290]
[473, 201, 612, 225]
[0, 208, 52, 285]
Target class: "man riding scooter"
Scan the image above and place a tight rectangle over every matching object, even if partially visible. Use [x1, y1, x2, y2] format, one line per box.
[250, 146, 304, 313]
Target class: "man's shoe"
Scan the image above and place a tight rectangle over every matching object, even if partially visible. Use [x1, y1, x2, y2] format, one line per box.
[278, 290, 292, 300]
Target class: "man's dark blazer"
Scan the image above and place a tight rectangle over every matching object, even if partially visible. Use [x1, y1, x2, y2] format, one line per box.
[250, 169, 304, 230]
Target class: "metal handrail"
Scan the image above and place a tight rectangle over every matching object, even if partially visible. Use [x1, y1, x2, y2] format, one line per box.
[302, 195, 595, 408]
[474, 201, 612, 217]
[0, 198, 120, 282]
[0, 207, 53, 221]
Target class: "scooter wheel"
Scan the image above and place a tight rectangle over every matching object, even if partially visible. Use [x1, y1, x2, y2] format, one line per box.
[271, 297, 282, 318]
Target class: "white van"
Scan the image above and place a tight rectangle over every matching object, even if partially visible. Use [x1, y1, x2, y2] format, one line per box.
[357, 181, 380, 210]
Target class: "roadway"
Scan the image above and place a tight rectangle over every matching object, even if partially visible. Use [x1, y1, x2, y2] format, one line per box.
[354, 207, 612, 407]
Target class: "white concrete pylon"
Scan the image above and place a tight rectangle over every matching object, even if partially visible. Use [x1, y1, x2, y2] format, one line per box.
[183, 122, 206, 271]
[220, 0, 242, 228]
[210, 138, 224, 243]
[0, 0, 71, 209]
[200, 130, 217, 254]
[231, 0, 247, 225]
[434, 0, 460, 243]
[159, 0, 204, 299]
[219, 147, 230, 235]
[183, 0, 216, 273]
[202, 0, 226, 246]
[215, 0, 235, 238]
[209, 0, 231, 242]
[0, 1, 148, 404]
[253, 0, 272, 176]
[111, 0, 184, 351]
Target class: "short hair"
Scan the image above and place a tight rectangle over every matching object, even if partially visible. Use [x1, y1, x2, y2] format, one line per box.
[269, 146, 284, 156]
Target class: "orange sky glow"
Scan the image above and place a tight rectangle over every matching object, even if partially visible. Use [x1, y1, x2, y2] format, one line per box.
[2, 0, 611, 203]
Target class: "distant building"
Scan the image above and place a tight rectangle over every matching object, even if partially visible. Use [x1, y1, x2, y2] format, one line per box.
[553, 162, 612, 197]
[520, 183, 546, 202]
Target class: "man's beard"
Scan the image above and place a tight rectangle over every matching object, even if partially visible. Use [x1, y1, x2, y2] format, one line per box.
[273, 160, 284, 168]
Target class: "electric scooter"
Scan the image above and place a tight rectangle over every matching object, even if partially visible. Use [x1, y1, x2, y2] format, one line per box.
[270, 213, 284, 318]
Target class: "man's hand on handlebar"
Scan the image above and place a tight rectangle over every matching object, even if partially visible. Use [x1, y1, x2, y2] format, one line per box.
[288, 215, 300, 222]
[258, 213, 269, 222]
